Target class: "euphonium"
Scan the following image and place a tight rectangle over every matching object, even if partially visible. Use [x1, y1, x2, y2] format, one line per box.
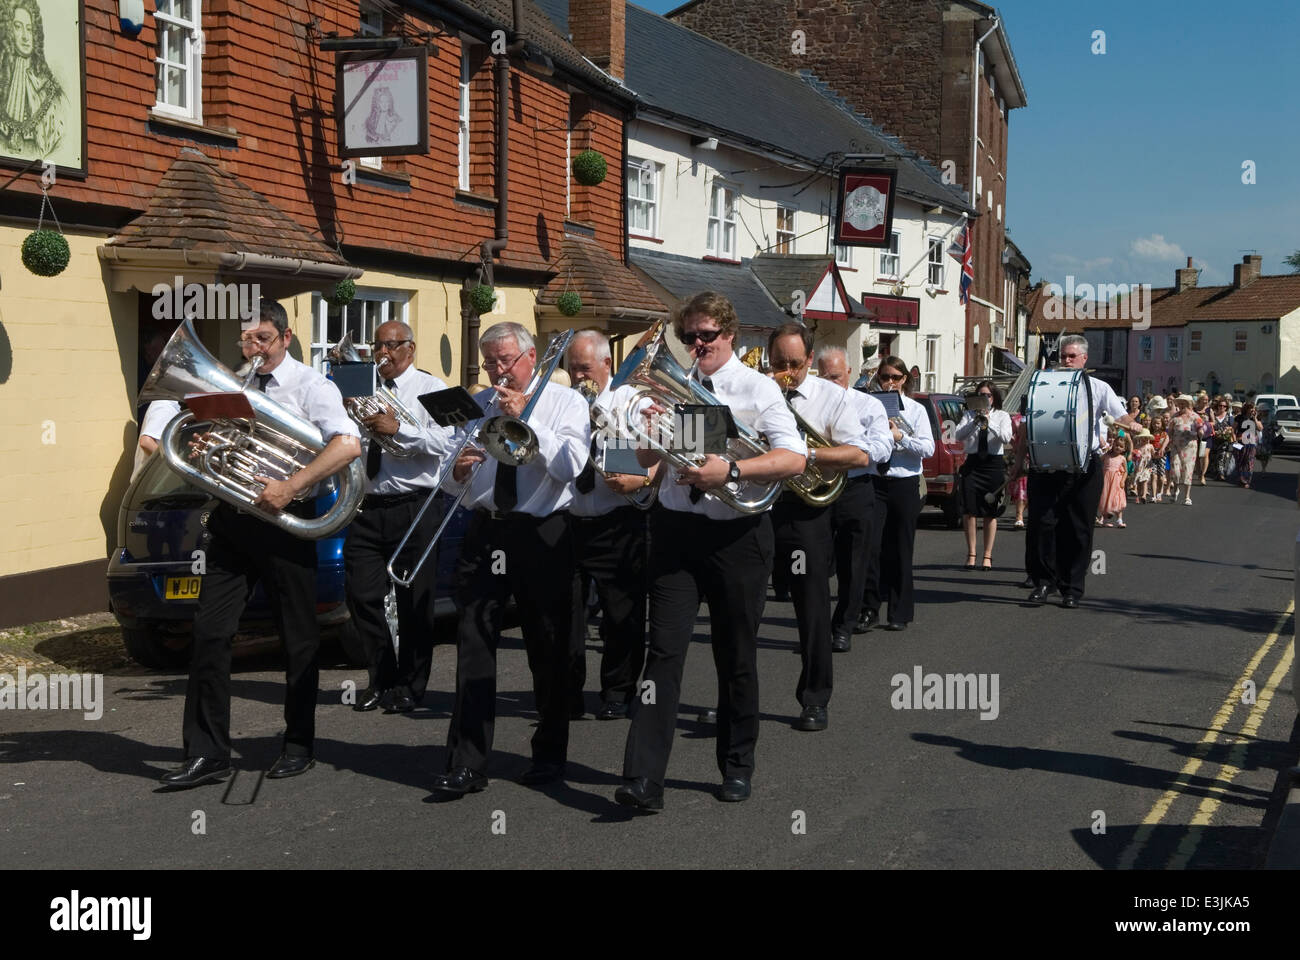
[326, 332, 422, 459]
[575, 377, 658, 510]
[775, 371, 845, 506]
[139, 319, 365, 540]
[609, 320, 781, 514]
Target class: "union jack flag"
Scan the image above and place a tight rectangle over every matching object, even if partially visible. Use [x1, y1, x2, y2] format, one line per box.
[948, 224, 974, 305]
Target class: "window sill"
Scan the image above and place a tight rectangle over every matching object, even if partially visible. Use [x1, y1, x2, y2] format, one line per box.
[836, 266, 858, 272]
[564, 220, 596, 239]
[702, 255, 742, 265]
[629, 234, 663, 244]
[356, 165, 412, 188]
[455, 189, 498, 209]
[148, 109, 239, 144]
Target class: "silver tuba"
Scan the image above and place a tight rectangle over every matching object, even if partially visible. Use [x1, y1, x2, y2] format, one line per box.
[609, 320, 781, 514]
[575, 378, 659, 510]
[139, 319, 365, 540]
[326, 332, 422, 459]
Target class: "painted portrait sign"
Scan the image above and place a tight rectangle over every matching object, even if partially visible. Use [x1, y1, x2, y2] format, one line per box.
[833, 168, 898, 249]
[335, 47, 428, 158]
[0, 0, 84, 172]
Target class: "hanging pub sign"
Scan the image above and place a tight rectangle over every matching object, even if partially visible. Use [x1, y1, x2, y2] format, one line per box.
[335, 46, 429, 158]
[833, 167, 898, 248]
[0, 0, 87, 176]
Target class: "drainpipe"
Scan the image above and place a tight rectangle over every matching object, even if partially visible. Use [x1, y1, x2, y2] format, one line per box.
[968, 16, 999, 374]
[463, 0, 527, 385]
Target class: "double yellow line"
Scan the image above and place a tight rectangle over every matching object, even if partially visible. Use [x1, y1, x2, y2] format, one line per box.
[1117, 600, 1295, 870]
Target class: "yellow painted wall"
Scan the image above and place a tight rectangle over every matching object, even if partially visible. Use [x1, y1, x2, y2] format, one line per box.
[0, 227, 137, 577]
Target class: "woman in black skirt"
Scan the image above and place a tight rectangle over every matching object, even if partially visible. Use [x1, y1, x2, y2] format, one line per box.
[955, 381, 1013, 570]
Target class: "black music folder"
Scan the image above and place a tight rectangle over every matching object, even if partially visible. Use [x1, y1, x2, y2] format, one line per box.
[418, 386, 484, 428]
[870, 391, 902, 419]
[331, 361, 377, 400]
[672, 403, 737, 458]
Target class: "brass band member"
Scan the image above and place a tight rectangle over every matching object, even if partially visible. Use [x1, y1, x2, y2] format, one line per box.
[813, 347, 893, 645]
[861, 356, 934, 632]
[616, 293, 806, 810]
[566, 330, 657, 721]
[344, 321, 454, 714]
[161, 300, 362, 788]
[433, 322, 590, 796]
[955, 381, 1013, 571]
[768, 326, 872, 732]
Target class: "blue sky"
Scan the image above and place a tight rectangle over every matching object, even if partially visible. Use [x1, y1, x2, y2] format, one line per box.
[634, 0, 1300, 288]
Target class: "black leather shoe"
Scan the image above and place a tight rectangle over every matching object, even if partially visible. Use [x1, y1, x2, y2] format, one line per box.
[1061, 595, 1079, 609]
[614, 777, 664, 811]
[267, 753, 314, 779]
[831, 632, 851, 653]
[883, 621, 907, 631]
[596, 700, 629, 721]
[854, 610, 878, 634]
[697, 707, 718, 723]
[385, 693, 416, 714]
[159, 757, 232, 789]
[718, 778, 751, 802]
[794, 705, 828, 732]
[354, 686, 384, 712]
[1018, 576, 1035, 589]
[432, 767, 488, 796]
[1028, 584, 1057, 604]
[519, 762, 564, 786]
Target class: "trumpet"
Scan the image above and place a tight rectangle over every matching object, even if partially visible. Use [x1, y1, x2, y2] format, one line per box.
[386, 329, 575, 587]
[774, 371, 845, 506]
[575, 378, 659, 510]
[326, 333, 423, 459]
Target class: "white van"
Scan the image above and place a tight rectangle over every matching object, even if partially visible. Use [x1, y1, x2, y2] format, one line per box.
[1254, 393, 1299, 422]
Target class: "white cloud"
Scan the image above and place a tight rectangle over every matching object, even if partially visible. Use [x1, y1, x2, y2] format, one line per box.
[1131, 234, 1186, 261]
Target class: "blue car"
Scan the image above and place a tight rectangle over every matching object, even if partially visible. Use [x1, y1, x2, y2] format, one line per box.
[107, 435, 467, 669]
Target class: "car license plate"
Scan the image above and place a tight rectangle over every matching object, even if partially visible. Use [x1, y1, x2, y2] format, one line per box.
[164, 576, 201, 600]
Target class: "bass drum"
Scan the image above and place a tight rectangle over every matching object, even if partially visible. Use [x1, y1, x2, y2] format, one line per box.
[1026, 369, 1094, 472]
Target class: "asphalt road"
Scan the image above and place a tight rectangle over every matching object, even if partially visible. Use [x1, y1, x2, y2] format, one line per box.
[2, 457, 1298, 870]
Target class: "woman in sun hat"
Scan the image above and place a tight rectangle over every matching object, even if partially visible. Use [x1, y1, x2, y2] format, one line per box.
[1165, 394, 1202, 505]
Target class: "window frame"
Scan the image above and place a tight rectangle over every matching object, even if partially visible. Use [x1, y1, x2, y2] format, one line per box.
[1138, 334, 1153, 362]
[627, 157, 660, 238]
[458, 47, 472, 191]
[834, 244, 853, 269]
[356, 2, 385, 168]
[1165, 334, 1180, 362]
[879, 231, 901, 280]
[706, 181, 738, 260]
[153, 0, 203, 122]
[775, 204, 796, 254]
[1189, 329, 1202, 353]
[927, 236, 944, 287]
[311, 290, 411, 373]
[1234, 329, 1248, 353]
[923, 334, 940, 393]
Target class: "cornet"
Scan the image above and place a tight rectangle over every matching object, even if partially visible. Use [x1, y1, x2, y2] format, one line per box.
[326, 332, 423, 459]
[774, 370, 844, 507]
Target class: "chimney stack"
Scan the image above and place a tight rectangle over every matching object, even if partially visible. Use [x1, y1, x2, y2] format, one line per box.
[1233, 254, 1262, 290]
[1174, 256, 1198, 293]
[569, 0, 625, 80]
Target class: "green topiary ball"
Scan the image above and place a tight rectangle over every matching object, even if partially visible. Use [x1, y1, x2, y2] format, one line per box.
[468, 284, 497, 315]
[327, 278, 356, 306]
[572, 149, 607, 186]
[555, 291, 582, 316]
[22, 229, 70, 277]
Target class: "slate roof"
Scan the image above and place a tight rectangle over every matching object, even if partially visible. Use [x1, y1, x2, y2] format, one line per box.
[108, 148, 348, 264]
[629, 249, 789, 330]
[749, 253, 868, 318]
[533, 0, 974, 214]
[536, 235, 668, 316]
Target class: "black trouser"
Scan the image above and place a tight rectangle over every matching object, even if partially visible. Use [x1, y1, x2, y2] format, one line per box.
[863, 475, 921, 624]
[830, 474, 875, 636]
[343, 490, 446, 699]
[623, 507, 772, 788]
[446, 510, 575, 773]
[184, 504, 319, 760]
[571, 507, 648, 706]
[772, 493, 834, 708]
[1027, 457, 1105, 600]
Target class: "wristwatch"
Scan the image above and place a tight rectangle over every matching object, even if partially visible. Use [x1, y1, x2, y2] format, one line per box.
[807, 447, 818, 466]
[726, 460, 742, 484]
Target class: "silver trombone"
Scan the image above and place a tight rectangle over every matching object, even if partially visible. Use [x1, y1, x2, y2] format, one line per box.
[386, 329, 575, 587]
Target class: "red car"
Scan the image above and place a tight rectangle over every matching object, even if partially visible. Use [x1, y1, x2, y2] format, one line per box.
[913, 392, 968, 526]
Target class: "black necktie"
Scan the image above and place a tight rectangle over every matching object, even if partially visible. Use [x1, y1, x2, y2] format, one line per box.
[689, 376, 714, 502]
[255, 373, 272, 392]
[365, 379, 398, 480]
[978, 426, 989, 455]
[494, 462, 518, 512]
[576, 437, 599, 494]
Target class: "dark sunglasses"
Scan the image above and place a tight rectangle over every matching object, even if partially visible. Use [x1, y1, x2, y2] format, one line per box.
[680, 329, 723, 346]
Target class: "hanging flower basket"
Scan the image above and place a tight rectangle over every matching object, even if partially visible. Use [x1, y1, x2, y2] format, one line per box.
[326, 278, 356, 306]
[468, 284, 497, 315]
[555, 291, 582, 317]
[572, 149, 607, 186]
[21, 229, 70, 277]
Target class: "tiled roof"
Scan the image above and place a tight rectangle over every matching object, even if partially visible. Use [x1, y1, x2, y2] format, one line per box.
[1149, 276, 1300, 324]
[109, 148, 348, 264]
[629, 249, 790, 330]
[750, 253, 867, 317]
[536, 235, 668, 315]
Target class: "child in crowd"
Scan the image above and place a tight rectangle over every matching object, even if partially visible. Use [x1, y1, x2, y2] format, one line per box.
[1149, 415, 1169, 501]
[1097, 426, 1131, 528]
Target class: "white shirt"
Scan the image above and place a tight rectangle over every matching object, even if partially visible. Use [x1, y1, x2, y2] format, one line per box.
[1088, 376, 1128, 454]
[444, 380, 590, 517]
[657, 353, 807, 519]
[364, 364, 456, 496]
[132, 399, 182, 479]
[878, 393, 935, 478]
[835, 386, 894, 479]
[259, 354, 361, 444]
[955, 408, 1014, 455]
[569, 382, 648, 518]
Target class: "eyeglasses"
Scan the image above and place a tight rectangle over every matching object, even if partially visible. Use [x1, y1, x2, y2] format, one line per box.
[770, 358, 805, 371]
[237, 333, 282, 347]
[481, 354, 522, 372]
[680, 329, 723, 346]
[878, 372, 907, 383]
[369, 339, 412, 352]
